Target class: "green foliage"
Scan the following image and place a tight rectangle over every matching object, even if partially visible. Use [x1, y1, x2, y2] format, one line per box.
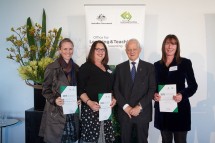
[49, 27, 62, 58]
[6, 9, 63, 84]
[39, 9, 47, 59]
[112, 105, 121, 137]
[27, 17, 36, 60]
[109, 65, 121, 140]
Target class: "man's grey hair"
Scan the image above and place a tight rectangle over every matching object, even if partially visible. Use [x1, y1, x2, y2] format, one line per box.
[125, 38, 141, 49]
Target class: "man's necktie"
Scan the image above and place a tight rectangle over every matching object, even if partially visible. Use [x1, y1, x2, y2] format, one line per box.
[131, 62, 136, 82]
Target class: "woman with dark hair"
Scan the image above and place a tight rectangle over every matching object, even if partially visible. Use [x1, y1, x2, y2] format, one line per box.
[39, 38, 80, 143]
[153, 34, 198, 143]
[78, 40, 116, 143]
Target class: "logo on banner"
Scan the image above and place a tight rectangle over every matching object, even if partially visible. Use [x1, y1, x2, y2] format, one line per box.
[120, 11, 138, 24]
[91, 14, 112, 24]
[97, 14, 106, 22]
[121, 11, 132, 21]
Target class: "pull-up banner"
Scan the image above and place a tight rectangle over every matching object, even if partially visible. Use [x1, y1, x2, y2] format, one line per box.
[85, 4, 145, 65]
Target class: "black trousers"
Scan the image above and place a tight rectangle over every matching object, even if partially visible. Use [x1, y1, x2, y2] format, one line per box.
[120, 116, 149, 143]
[161, 130, 188, 143]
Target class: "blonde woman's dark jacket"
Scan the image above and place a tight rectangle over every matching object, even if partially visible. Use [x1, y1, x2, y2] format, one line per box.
[39, 59, 79, 143]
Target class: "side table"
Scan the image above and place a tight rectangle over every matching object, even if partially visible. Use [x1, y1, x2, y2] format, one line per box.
[0, 119, 19, 143]
[25, 108, 45, 143]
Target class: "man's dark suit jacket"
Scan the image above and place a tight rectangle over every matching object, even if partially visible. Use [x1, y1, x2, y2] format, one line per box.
[114, 59, 156, 123]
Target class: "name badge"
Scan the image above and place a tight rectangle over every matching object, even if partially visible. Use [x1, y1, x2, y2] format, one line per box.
[169, 66, 177, 71]
[107, 69, 112, 73]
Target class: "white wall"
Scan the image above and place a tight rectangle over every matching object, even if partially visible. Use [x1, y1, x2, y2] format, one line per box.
[0, 0, 214, 143]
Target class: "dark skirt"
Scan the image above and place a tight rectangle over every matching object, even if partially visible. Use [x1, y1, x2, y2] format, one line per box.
[61, 114, 80, 143]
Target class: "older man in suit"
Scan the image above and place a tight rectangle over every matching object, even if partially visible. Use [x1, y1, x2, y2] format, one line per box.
[114, 39, 156, 143]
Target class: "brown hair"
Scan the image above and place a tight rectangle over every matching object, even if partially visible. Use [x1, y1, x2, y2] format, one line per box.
[87, 40, 109, 65]
[58, 38, 74, 49]
[161, 34, 181, 64]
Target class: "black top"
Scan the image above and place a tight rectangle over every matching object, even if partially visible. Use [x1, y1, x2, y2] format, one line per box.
[154, 57, 198, 131]
[78, 61, 113, 101]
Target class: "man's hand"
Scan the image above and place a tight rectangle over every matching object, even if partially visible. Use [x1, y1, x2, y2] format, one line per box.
[124, 106, 132, 118]
[130, 105, 142, 116]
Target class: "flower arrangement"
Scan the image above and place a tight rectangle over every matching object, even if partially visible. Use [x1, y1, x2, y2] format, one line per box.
[6, 9, 62, 88]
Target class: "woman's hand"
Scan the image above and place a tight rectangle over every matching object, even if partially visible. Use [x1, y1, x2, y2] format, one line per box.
[110, 98, 116, 108]
[77, 99, 81, 105]
[154, 93, 161, 102]
[173, 93, 182, 103]
[87, 100, 100, 112]
[55, 97, 64, 106]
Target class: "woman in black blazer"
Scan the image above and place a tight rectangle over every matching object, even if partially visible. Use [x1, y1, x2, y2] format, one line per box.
[153, 34, 198, 143]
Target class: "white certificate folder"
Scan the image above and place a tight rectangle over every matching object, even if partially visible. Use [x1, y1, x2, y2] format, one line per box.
[60, 86, 78, 114]
[158, 84, 178, 113]
[98, 93, 112, 121]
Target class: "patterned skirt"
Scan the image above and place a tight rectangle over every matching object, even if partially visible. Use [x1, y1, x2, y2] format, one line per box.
[61, 114, 80, 143]
[81, 104, 114, 143]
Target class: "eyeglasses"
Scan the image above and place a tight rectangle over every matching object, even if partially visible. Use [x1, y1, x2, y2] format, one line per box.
[95, 48, 105, 52]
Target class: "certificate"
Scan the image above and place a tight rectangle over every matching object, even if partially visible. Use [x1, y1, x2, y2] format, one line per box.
[98, 93, 112, 121]
[158, 84, 178, 112]
[60, 86, 78, 114]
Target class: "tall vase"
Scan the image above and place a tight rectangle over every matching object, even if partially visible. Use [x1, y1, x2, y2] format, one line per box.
[34, 87, 46, 111]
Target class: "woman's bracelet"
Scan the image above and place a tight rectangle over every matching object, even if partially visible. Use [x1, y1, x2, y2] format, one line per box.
[85, 99, 90, 105]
